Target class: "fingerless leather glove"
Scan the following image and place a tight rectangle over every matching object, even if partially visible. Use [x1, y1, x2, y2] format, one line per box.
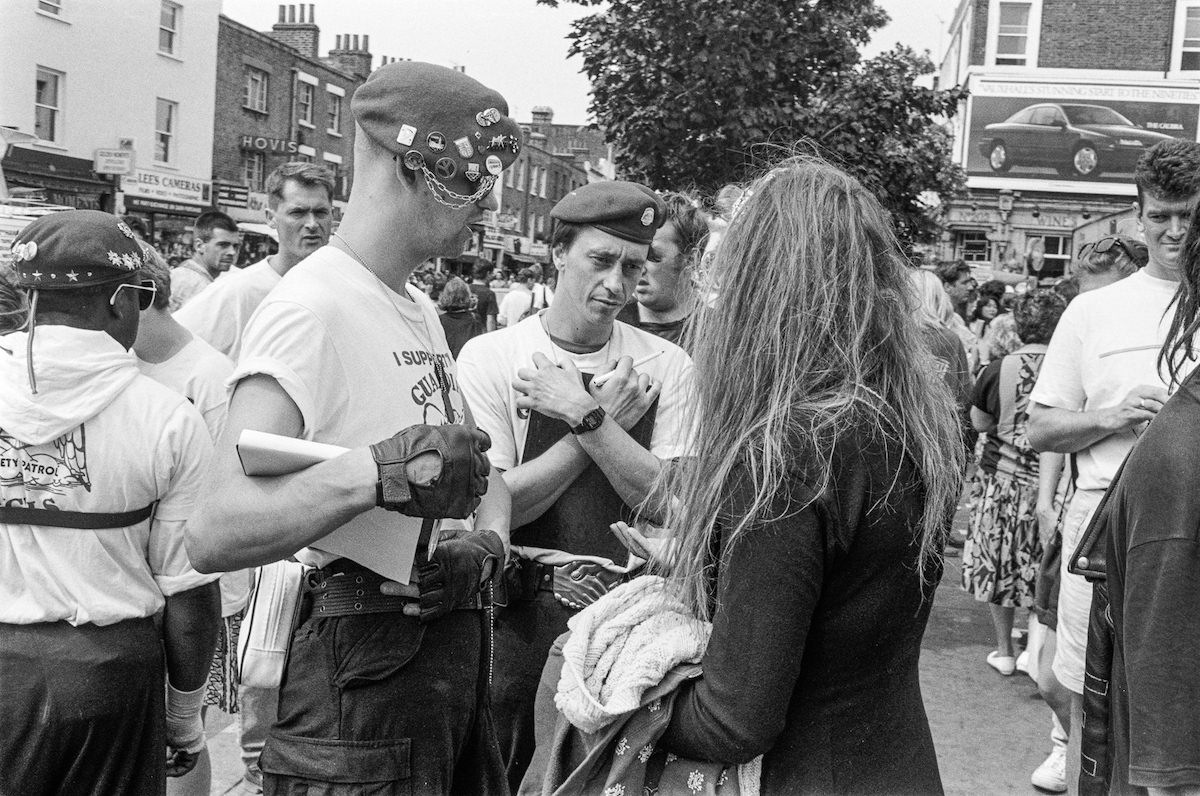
[416, 528, 504, 623]
[369, 425, 491, 519]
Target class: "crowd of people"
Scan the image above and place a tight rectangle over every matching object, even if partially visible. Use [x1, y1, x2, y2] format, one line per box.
[2, 59, 1199, 796]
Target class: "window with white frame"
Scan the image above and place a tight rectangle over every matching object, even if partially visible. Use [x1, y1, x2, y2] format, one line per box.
[996, 2, 1030, 65]
[38, 0, 62, 15]
[242, 151, 266, 191]
[505, 161, 515, 188]
[159, 1, 180, 55]
[35, 67, 62, 142]
[539, 168, 547, 199]
[244, 68, 269, 113]
[155, 98, 176, 163]
[1182, 5, 1200, 70]
[1040, 235, 1070, 278]
[297, 83, 314, 126]
[956, 231, 990, 262]
[985, 0, 1041, 67]
[326, 92, 341, 133]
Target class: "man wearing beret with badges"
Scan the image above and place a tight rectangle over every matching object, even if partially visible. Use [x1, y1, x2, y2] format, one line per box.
[457, 180, 697, 790]
[0, 210, 222, 793]
[187, 62, 518, 794]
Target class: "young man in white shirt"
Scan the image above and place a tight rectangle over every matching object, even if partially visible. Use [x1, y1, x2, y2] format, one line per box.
[175, 163, 334, 361]
[0, 211, 220, 793]
[457, 180, 696, 791]
[187, 62, 520, 794]
[170, 211, 241, 312]
[1028, 139, 1200, 794]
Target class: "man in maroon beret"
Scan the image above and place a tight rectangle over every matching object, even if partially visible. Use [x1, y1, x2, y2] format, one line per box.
[457, 180, 698, 790]
[187, 62, 519, 794]
[0, 210, 221, 793]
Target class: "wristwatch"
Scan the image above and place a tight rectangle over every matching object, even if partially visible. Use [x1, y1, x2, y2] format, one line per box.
[571, 406, 606, 435]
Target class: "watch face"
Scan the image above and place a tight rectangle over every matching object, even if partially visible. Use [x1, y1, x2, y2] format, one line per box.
[574, 406, 605, 433]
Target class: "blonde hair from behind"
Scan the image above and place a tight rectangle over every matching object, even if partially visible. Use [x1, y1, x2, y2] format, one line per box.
[910, 268, 958, 328]
[649, 154, 965, 618]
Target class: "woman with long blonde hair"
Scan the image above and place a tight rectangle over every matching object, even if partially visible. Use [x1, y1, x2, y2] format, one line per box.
[650, 156, 965, 793]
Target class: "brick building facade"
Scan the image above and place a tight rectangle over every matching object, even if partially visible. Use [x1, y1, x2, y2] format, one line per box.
[937, 0, 1200, 280]
[212, 4, 370, 229]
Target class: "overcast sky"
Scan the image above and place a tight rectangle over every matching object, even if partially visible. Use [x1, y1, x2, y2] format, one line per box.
[222, 0, 964, 126]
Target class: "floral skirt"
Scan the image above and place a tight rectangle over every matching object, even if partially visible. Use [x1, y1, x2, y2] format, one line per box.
[961, 469, 1043, 608]
[203, 609, 243, 713]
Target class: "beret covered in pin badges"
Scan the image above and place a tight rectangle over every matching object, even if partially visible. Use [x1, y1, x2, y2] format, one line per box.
[351, 61, 524, 207]
[550, 181, 667, 246]
[9, 210, 147, 289]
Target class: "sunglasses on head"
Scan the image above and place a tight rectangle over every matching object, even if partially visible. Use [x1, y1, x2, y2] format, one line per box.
[109, 279, 158, 311]
[1078, 236, 1130, 260]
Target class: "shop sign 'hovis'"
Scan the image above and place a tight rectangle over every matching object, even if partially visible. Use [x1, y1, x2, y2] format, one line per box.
[240, 135, 299, 154]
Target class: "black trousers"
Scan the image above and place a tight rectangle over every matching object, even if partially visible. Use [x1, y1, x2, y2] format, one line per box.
[492, 592, 575, 795]
[261, 604, 504, 796]
[0, 617, 165, 796]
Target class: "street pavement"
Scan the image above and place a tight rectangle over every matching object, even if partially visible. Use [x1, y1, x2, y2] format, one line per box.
[202, 498, 1052, 795]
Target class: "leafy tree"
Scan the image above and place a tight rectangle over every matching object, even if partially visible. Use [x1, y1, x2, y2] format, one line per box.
[538, 0, 967, 247]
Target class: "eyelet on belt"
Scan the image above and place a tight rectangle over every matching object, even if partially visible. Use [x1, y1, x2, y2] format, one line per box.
[355, 576, 364, 584]
[354, 602, 363, 611]
[355, 589, 364, 597]
[319, 605, 326, 613]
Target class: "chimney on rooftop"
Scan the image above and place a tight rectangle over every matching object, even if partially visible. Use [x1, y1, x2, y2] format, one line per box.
[270, 4, 320, 59]
[531, 106, 554, 127]
[327, 30, 374, 80]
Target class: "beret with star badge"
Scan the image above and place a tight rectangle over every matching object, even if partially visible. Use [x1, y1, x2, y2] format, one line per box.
[550, 181, 666, 245]
[10, 210, 147, 290]
[352, 61, 523, 209]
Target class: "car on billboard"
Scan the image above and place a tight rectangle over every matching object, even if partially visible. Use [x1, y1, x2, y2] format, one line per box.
[977, 103, 1174, 178]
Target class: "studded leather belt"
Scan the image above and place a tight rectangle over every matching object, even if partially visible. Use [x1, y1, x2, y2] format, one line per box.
[305, 559, 484, 617]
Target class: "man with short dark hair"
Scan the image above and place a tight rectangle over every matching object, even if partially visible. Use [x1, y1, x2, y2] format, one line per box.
[937, 259, 978, 322]
[187, 61, 518, 794]
[470, 260, 500, 332]
[458, 180, 696, 790]
[617, 191, 708, 349]
[0, 210, 221, 793]
[1028, 138, 1200, 793]
[170, 210, 240, 311]
[175, 163, 334, 360]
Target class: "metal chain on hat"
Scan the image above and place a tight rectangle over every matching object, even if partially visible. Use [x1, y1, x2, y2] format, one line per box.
[420, 166, 497, 209]
[394, 156, 497, 209]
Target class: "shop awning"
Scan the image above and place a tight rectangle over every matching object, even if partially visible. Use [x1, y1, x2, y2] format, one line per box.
[2, 145, 110, 191]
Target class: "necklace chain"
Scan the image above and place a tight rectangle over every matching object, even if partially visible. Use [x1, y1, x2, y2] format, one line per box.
[331, 231, 434, 345]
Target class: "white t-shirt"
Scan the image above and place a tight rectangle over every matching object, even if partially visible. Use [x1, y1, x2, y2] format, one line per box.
[1031, 269, 1189, 491]
[499, 284, 536, 328]
[232, 246, 464, 572]
[456, 314, 695, 471]
[0, 333, 216, 626]
[169, 260, 216, 313]
[174, 258, 278, 361]
[138, 336, 248, 617]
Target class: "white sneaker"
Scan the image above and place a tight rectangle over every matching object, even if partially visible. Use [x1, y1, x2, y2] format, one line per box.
[1031, 745, 1067, 793]
[1015, 649, 1030, 674]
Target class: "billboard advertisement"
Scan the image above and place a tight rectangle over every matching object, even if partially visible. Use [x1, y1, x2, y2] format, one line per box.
[964, 80, 1200, 194]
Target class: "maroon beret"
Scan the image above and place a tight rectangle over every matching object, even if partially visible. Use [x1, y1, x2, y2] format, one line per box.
[352, 62, 523, 207]
[551, 181, 666, 245]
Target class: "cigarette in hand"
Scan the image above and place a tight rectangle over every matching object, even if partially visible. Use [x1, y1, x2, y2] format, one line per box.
[591, 351, 664, 387]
